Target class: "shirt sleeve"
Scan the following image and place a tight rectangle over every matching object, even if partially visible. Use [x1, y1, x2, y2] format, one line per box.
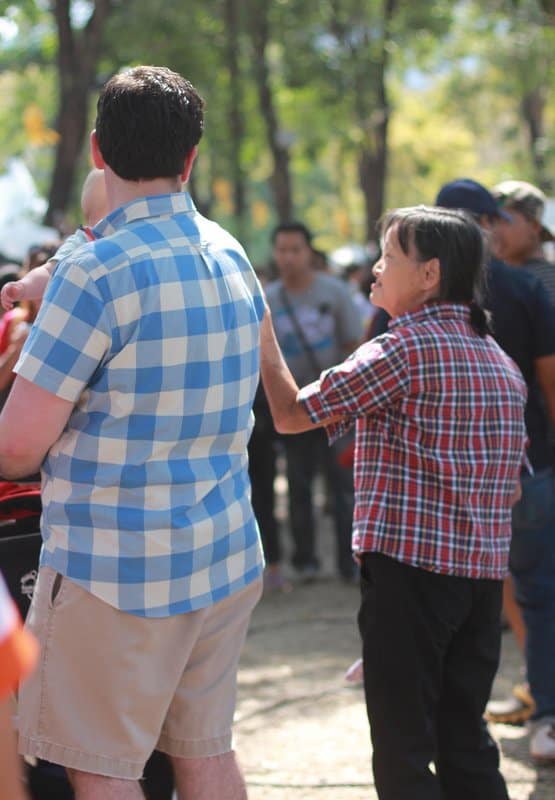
[14, 258, 111, 403]
[50, 229, 89, 264]
[299, 331, 410, 438]
[0, 575, 38, 698]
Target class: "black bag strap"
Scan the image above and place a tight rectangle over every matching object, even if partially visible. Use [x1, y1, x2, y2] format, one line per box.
[279, 287, 322, 378]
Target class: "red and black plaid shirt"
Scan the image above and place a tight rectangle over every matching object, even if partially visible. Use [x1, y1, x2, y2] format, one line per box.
[299, 303, 527, 580]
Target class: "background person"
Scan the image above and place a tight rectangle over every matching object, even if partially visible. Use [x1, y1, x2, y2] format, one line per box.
[493, 179, 555, 301]
[260, 205, 527, 800]
[435, 180, 555, 747]
[0, 571, 38, 800]
[0, 244, 59, 412]
[265, 222, 362, 581]
[1, 169, 108, 313]
[328, 242, 378, 334]
[0, 264, 20, 318]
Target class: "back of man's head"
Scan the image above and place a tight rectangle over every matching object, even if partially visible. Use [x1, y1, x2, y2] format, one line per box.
[271, 222, 313, 246]
[95, 66, 205, 182]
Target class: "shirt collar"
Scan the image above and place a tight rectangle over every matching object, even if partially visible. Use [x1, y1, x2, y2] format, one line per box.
[388, 301, 471, 330]
[93, 191, 197, 238]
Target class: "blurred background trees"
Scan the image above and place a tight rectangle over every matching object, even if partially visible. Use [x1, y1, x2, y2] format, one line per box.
[0, 0, 553, 262]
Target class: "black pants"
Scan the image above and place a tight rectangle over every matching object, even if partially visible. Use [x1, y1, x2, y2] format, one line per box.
[358, 553, 509, 800]
[248, 423, 281, 565]
[283, 428, 354, 577]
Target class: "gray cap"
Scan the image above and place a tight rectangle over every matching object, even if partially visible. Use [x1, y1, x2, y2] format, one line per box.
[493, 180, 554, 242]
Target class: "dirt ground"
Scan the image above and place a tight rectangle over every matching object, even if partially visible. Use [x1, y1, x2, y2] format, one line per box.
[234, 477, 555, 800]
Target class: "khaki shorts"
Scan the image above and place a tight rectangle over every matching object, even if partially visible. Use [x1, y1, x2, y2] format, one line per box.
[18, 566, 262, 779]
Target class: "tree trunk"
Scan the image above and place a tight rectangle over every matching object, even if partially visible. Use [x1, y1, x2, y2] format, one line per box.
[358, 106, 389, 245]
[225, 0, 247, 236]
[357, 0, 397, 243]
[45, 0, 114, 226]
[521, 88, 551, 192]
[248, 1, 293, 222]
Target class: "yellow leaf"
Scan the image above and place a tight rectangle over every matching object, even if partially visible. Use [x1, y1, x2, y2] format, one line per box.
[252, 200, 270, 229]
[23, 104, 59, 146]
[213, 178, 233, 214]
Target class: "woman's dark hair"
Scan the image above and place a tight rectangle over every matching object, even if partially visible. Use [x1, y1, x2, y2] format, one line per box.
[96, 66, 204, 182]
[379, 205, 489, 337]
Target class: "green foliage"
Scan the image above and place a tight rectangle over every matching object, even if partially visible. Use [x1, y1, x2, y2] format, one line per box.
[0, 0, 553, 253]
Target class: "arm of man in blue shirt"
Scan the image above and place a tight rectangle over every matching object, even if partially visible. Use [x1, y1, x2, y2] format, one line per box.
[0, 376, 74, 479]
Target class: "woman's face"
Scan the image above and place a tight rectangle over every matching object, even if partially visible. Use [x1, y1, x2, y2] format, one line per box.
[371, 225, 436, 318]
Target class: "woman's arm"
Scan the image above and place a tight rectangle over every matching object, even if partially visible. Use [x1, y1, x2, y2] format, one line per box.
[259, 308, 344, 434]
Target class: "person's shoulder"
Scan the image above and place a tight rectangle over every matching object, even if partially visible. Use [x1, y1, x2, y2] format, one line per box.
[194, 213, 251, 261]
[361, 326, 405, 358]
[487, 257, 547, 300]
[264, 279, 283, 298]
[314, 273, 359, 309]
[525, 256, 553, 270]
[315, 272, 347, 291]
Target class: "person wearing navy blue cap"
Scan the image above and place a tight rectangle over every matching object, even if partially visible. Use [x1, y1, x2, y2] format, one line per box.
[437, 178, 555, 766]
[436, 178, 513, 222]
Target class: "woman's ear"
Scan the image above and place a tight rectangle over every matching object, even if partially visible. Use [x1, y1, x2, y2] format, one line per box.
[422, 257, 441, 292]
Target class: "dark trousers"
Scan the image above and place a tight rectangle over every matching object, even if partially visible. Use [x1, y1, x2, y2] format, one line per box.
[248, 425, 281, 565]
[358, 553, 509, 800]
[282, 428, 354, 577]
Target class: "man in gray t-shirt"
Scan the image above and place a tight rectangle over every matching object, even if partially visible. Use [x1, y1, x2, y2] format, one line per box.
[265, 223, 362, 581]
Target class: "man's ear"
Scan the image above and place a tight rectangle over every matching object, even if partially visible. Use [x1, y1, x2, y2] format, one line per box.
[181, 146, 198, 184]
[531, 218, 543, 238]
[90, 130, 105, 169]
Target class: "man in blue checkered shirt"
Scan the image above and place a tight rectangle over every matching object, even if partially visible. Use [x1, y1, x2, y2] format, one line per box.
[0, 66, 265, 798]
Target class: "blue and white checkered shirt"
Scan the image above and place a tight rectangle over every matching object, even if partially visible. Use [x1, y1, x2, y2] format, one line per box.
[15, 192, 265, 617]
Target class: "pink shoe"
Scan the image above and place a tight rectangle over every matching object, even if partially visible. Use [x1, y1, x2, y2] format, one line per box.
[345, 658, 364, 683]
[263, 566, 292, 593]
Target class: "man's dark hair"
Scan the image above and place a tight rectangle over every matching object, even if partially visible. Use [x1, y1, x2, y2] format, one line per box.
[95, 66, 204, 181]
[271, 222, 313, 246]
[379, 205, 489, 337]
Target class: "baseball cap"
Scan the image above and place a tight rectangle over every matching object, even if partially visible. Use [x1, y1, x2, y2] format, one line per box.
[435, 178, 512, 221]
[492, 180, 554, 242]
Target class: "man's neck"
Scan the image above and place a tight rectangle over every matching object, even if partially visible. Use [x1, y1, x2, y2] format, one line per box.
[282, 269, 315, 293]
[105, 170, 183, 212]
[506, 243, 545, 266]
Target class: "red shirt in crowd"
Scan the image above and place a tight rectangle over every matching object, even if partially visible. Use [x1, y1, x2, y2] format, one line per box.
[299, 302, 527, 580]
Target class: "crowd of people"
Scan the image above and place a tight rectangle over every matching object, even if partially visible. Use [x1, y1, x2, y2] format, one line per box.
[0, 63, 554, 800]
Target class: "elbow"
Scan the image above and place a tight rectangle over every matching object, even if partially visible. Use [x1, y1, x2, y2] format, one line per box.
[0, 442, 41, 480]
[273, 406, 310, 435]
[274, 417, 296, 435]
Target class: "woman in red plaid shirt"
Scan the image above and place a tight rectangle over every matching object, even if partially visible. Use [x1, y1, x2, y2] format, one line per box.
[260, 205, 527, 800]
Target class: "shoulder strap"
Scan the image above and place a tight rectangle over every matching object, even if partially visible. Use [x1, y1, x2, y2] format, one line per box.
[279, 287, 322, 377]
